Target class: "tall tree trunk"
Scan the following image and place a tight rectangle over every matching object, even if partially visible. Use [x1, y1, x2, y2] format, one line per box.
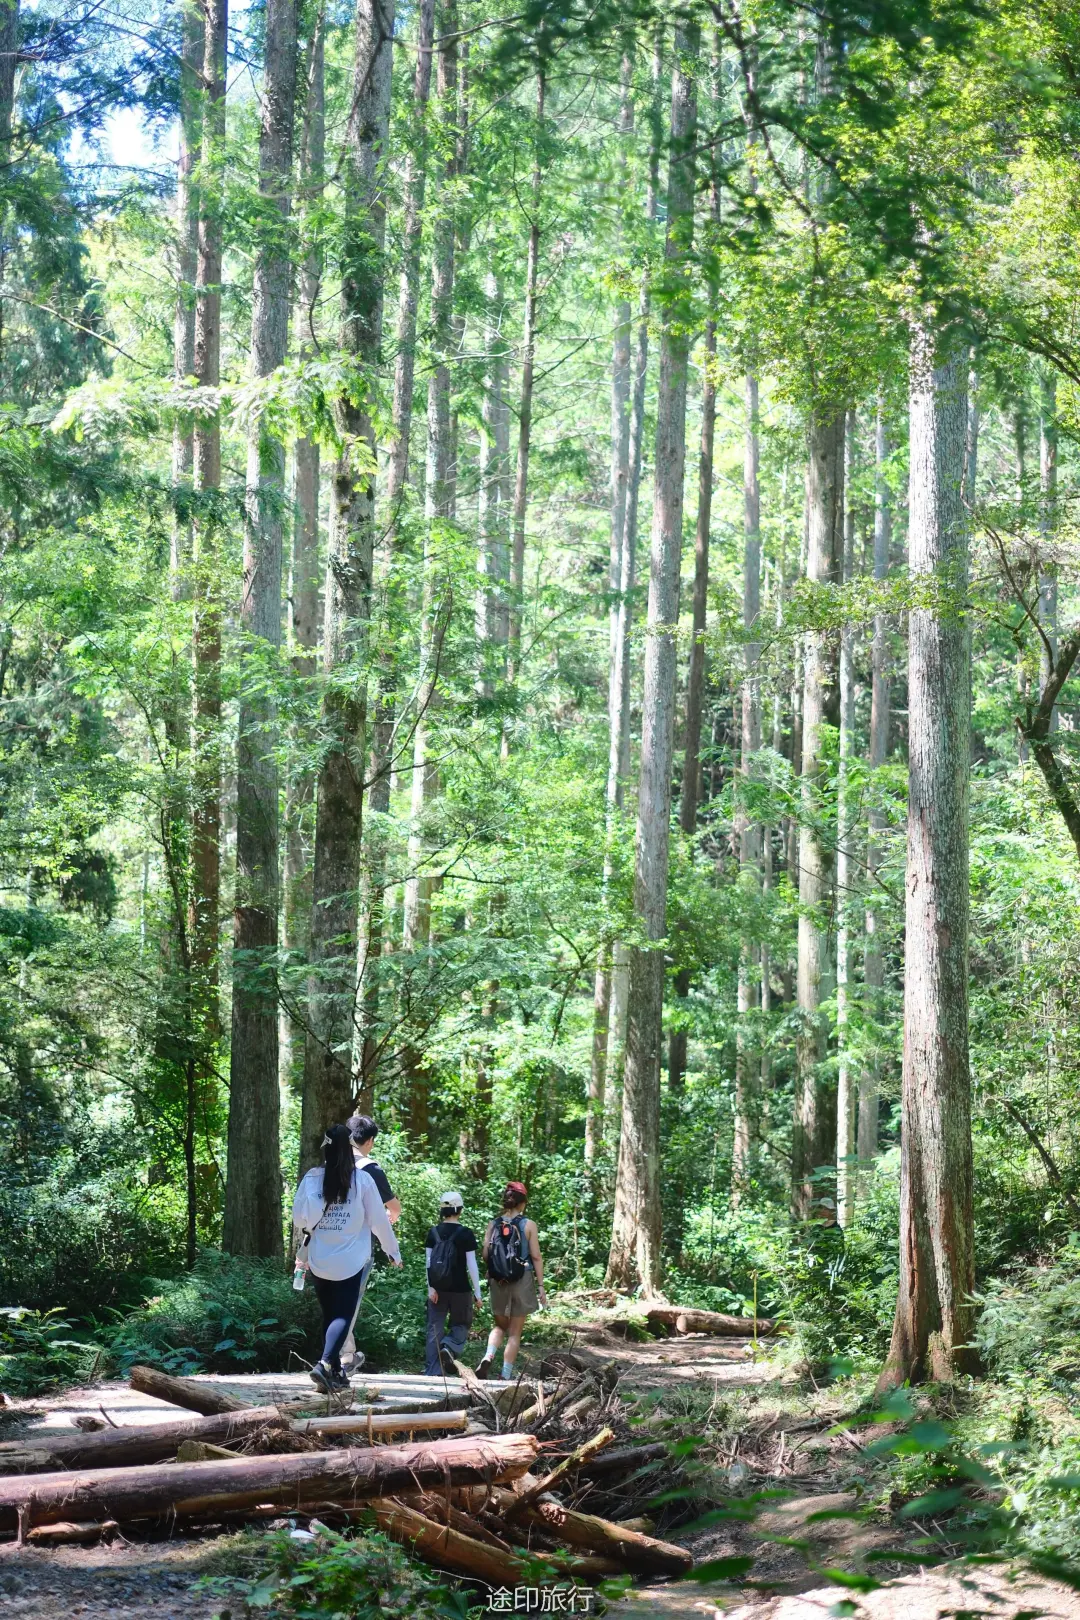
[835, 409, 857, 1229]
[477, 270, 510, 695]
[1040, 368, 1058, 725]
[169, 0, 201, 1267]
[172, 0, 201, 599]
[283, 8, 326, 1096]
[222, 0, 298, 1256]
[601, 32, 663, 1118]
[587, 48, 634, 1167]
[791, 409, 844, 1221]
[0, 0, 18, 147]
[860, 397, 890, 1170]
[732, 372, 763, 1190]
[503, 70, 545, 734]
[299, 0, 395, 1173]
[879, 324, 975, 1389]
[607, 21, 699, 1294]
[403, 0, 458, 1142]
[190, 0, 228, 1054]
[668, 122, 721, 1097]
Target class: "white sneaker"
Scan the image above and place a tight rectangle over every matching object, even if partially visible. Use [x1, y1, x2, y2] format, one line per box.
[341, 1349, 365, 1373]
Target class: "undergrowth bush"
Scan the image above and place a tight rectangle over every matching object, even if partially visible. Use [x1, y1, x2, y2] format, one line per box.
[0, 1162, 184, 1317]
[198, 1526, 471, 1619]
[976, 1236, 1080, 1382]
[0, 1306, 103, 1395]
[106, 1251, 322, 1375]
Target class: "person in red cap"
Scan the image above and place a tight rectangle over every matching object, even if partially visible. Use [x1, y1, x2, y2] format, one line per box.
[476, 1181, 548, 1380]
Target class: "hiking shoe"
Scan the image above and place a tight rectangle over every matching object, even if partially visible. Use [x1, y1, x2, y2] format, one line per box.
[439, 1347, 458, 1377]
[474, 1353, 493, 1381]
[329, 1367, 352, 1392]
[309, 1361, 333, 1394]
[341, 1349, 365, 1373]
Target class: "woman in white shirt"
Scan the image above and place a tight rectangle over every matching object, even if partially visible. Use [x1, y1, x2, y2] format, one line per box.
[292, 1123, 402, 1393]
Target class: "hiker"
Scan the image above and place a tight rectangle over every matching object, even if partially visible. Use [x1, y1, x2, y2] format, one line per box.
[424, 1189, 484, 1376]
[292, 1122, 402, 1394]
[477, 1181, 548, 1381]
[339, 1113, 400, 1375]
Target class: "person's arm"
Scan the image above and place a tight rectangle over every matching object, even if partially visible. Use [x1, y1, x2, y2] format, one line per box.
[466, 1248, 483, 1305]
[291, 1173, 320, 1240]
[526, 1220, 548, 1305]
[426, 1245, 437, 1304]
[386, 1197, 402, 1224]
[365, 1163, 403, 1225]
[361, 1172, 401, 1265]
[482, 1221, 492, 1265]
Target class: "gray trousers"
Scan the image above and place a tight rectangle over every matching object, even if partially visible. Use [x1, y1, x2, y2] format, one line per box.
[339, 1257, 374, 1369]
[425, 1291, 474, 1375]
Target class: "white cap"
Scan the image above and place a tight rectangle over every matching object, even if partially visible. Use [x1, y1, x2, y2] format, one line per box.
[439, 1189, 464, 1210]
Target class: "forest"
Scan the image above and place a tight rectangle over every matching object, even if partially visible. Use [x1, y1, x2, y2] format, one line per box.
[8, 0, 1080, 1598]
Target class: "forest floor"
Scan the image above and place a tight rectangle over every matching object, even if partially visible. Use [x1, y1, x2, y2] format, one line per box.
[0, 1331, 1065, 1620]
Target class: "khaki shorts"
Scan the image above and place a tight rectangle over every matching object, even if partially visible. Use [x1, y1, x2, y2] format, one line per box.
[489, 1270, 539, 1318]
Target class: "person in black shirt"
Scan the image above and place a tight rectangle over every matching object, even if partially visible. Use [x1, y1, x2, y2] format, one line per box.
[424, 1190, 483, 1376]
[340, 1114, 401, 1373]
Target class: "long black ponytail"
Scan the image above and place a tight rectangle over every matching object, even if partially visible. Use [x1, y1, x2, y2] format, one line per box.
[321, 1123, 355, 1205]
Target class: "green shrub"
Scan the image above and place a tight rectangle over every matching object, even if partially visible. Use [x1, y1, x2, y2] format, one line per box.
[0, 1162, 184, 1318]
[0, 1306, 103, 1396]
[107, 1250, 321, 1375]
[198, 1526, 472, 1619]
[975, 1236, 1080, 1383]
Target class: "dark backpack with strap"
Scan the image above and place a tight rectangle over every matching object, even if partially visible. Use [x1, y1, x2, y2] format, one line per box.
[487, 1214, 527, 1283]
[428, 1226, 461, 1292]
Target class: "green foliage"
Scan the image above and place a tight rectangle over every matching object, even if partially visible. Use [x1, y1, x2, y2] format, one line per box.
[0, 1306, 103, 1396]
[107, 1252, 320, 1376]
[976, 1239, 1080, 1384]
[198, 1527, 472, 1620]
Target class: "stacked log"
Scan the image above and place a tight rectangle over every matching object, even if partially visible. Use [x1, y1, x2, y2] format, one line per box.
[0, 1358, 694, 1594]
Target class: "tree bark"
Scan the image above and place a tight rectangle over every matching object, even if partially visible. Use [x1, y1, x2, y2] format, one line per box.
[223, 0, 297, 1258]
[607, 21, 698, 1294]
[860, 396, 890, 1169]
[0, 1433, 538, 1533]
[667, 320, 718, 1094]
[283, 9, 326, 1097]
[879, 324, 975, 1389]
[387, 0, 437, 504]
[1040, 368, 1058, 724]
[128, 1364, 249, 1416]
[401, 1, 457, 1140]
[591, 38, 662, 1155]
[503, 69, 545, 730]
[476, 270, 510, 694]
[835, 409, 857, 1228]
[791, 407, 844, 1222]
[732, 371, 762, 1186]
[0, 1407, 284, 1474]
[299, 0, 395, 1172]
[171, 0, 200, 597]
[190, 0, 228, 1052]
[0, 0, 18, 148]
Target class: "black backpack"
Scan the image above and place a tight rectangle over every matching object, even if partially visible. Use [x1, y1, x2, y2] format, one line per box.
[428, 1227, 460, 1292]
[487, 1214, 527, 1283]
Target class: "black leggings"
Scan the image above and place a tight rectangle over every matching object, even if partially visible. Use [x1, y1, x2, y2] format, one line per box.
[311, 1267, 366, 1371]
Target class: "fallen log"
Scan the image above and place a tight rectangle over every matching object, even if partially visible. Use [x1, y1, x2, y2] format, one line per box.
[128, 1365, 250, 1416]
[494, 1485, 691, 1576]
[644, 1306, 777, 1338]
[527, 1498, 692, 1576]
[0, 1406, 285, 1474]
[26, 1519, 117, 1546]
[176, 1440, 241, 1462]
[375, 1497, 622, 1583]
[571, 1441, 667, 1478]
[507, 1428, 614, 1518]
[0, 1431, 538, 1532]
[292, 1410, 468, 1439]
[370, 1498, 530, 1586]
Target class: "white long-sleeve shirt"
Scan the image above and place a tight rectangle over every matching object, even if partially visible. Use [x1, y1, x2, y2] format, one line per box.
[292, 1166, 401, 1281]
